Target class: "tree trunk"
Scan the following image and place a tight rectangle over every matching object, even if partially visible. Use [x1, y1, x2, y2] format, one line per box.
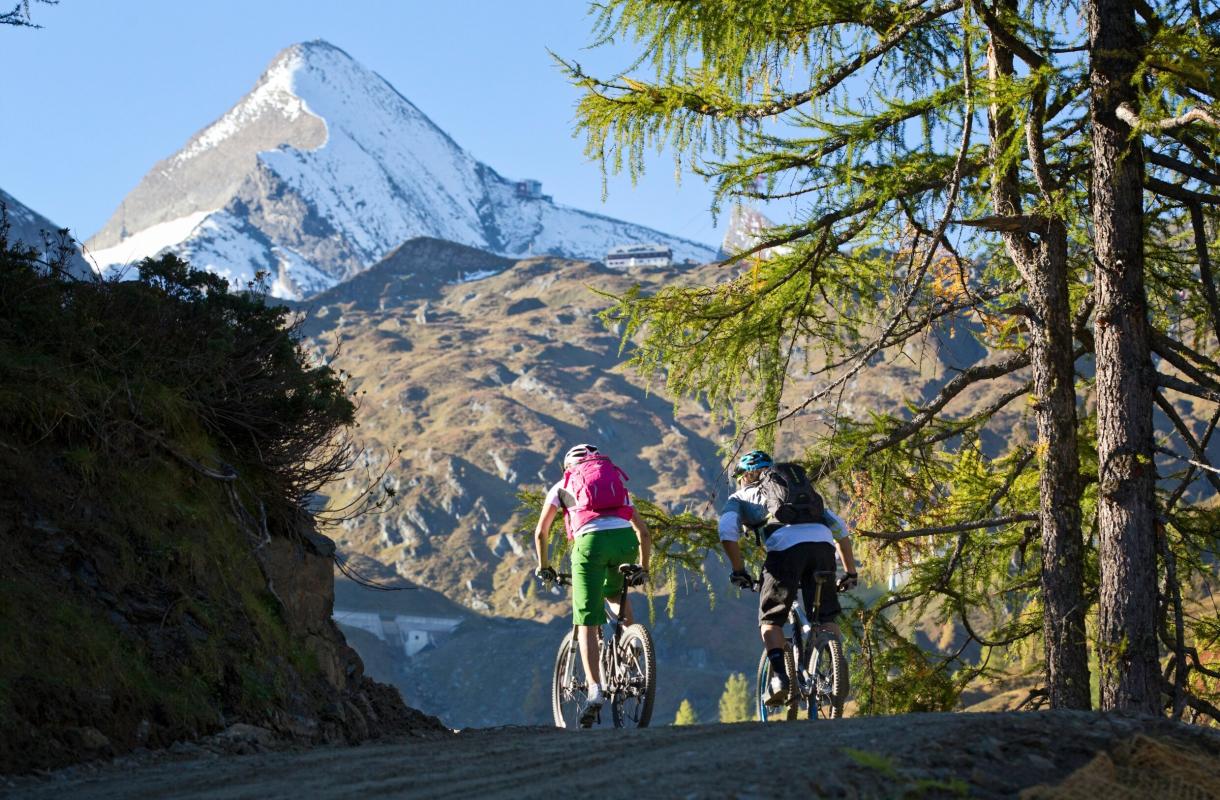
[1089, 0, 1161, 713]
[987, 24, 1091, 709]
[1026, 222, 1092, 710]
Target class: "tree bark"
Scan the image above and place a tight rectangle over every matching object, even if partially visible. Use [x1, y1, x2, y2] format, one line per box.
[987, 16, 1091, 709]
[1089, 0, 1161, 713]
[1026, 221, 1091, 710]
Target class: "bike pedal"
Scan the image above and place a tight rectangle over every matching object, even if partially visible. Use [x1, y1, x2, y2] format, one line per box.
[579, 703, 602, 728]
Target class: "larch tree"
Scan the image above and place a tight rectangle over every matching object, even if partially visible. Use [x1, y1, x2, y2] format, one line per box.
[561, 0, 1220, 719]
[1088, 0, 1220, 716]
[673, 698, 700, 725]
[718, 672, 753, 723]
[1089, 0, 1160, 716]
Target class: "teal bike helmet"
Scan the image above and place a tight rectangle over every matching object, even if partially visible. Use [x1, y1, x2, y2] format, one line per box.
[734, 450, 773, 476]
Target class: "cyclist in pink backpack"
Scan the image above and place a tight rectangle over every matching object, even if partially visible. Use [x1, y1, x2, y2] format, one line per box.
[534, 443, 652, 725]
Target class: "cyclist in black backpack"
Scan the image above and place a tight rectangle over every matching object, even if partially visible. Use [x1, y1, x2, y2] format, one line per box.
[718, 450, 858, 707]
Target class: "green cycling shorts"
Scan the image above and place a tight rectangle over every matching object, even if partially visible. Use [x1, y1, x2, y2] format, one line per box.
[571, 527, 639, 626]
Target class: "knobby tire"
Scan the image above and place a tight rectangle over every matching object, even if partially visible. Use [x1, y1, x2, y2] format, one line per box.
[756, 644, 799, 722]
[611, 623, 656, 728]
[551, 630, 585, 728]
[812, 635, 849, 719]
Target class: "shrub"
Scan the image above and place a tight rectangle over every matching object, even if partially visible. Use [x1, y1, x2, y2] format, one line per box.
[0, 223, 354, 509]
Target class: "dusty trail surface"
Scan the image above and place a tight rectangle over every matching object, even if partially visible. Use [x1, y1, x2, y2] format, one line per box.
[5, 711, 1218, 799]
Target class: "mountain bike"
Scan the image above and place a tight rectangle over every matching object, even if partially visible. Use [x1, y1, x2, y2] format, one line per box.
[754, 569, 849, 721]
[548, 565, 656, 729]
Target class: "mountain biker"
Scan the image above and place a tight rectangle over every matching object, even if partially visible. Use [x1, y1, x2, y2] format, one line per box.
[718, 449, 858, 707]
[534, 443, 652, 726]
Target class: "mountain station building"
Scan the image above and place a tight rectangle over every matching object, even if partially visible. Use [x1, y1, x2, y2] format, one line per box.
[606, 243, 673, 269]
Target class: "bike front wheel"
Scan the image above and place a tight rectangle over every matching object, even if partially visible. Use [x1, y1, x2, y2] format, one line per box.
[551, 630, 587, 728]
[756, 644, 799, 722]
[610, 623, 656, 728]
[810, 635, 849, 719]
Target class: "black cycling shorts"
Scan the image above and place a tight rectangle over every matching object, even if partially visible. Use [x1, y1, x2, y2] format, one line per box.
[758, 541, 841, 627]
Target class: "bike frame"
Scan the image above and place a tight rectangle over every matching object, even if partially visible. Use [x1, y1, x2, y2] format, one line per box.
[562, 578, 631, 694]
[757, 569, 840, 719]
[553, 569, 636, 723]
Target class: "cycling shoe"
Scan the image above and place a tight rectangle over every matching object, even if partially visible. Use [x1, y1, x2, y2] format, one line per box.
[764, 674, 790, 708]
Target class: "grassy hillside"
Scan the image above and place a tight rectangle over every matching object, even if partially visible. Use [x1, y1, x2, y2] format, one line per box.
[0, 235, 434, 772]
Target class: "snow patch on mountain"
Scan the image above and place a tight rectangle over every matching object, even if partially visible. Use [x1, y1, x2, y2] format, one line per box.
[174, 56, 317, 165]
[86, 211, 212, 269]
[86, 40, 716, 299]
[455, 268, 502, 284]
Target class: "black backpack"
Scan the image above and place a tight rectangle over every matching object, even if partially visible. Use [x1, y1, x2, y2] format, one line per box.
[756, 462, 827, 531]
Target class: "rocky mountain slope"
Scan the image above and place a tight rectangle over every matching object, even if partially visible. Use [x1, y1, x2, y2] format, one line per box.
[84, 41, 716, 299]
[294, 237, 736, 620]
[290, 237, 1030, 726]
[1, 187, 90, 278]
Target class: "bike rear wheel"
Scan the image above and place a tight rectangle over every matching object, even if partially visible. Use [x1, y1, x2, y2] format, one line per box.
[756, 644, 799, 721]
[610, 623, 656, 728]
[551, 630, 587, 728]
[810, 635, 848, 719]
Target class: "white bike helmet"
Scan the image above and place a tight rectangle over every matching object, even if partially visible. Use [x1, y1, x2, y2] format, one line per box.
[563, 443, 599, 468]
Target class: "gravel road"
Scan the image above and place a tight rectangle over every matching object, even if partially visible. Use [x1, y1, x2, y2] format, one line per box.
[4, 711, 1218, 799]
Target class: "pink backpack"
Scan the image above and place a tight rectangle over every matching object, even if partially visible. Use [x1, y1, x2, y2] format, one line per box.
[561, 454, 633, 539]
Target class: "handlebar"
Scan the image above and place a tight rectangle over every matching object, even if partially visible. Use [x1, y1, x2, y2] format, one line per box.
[541, 564, 645, 589]
[737, 569, 856, 593]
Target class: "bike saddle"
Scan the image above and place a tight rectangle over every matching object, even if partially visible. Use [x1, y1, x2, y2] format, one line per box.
[813, 570, 838, 581]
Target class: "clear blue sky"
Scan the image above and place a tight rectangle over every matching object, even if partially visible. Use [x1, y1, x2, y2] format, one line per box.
[0, 1, 723, 247]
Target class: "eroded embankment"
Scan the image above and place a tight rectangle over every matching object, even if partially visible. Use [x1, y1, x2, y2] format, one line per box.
[0, 249, 443, 773]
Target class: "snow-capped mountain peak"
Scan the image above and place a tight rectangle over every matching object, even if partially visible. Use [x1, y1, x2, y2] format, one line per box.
[86, 41, 716, 298]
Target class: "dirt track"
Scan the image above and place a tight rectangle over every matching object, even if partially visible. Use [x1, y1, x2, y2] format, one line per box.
[4, 711, 1219, 800]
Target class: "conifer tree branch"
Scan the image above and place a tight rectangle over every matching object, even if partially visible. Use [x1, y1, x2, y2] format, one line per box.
[857, 513, 1038, 541]
[740, 29, 977, 442]
[1146, 177, 1220, 205]
[1150, 331, 1220, 393]
[1118, 101, 1220, 132]
[920, 380, 1034, 447]
[1189, 202, 1220, 356]
[864, 350, 1032, 456]
[955, 214, 1052, 232]
[1163, 680, 1220, 724]
[1165, 408, 1220, 511]
[1148, 151, 1220, 186]
[659, 0, 965, 121]
[1157, 372, 1220, 404]
[1027, 79, 1056, 198]
[1161, 130, 1220, 175]
[978, 1, 1047, 68]
[1153, 394, 1220, 496]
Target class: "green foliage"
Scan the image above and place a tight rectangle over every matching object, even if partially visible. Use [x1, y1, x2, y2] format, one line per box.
[845, 606, 971, 715]
[717, 671, 753, 722]
[843, 747, 899, 779]
[845, 747, 971, 798]
[565, 0, 1220, 716]
[673, 697, 699, 725]
[0, 221, 357, 769]
[0, 231, 354, 507]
